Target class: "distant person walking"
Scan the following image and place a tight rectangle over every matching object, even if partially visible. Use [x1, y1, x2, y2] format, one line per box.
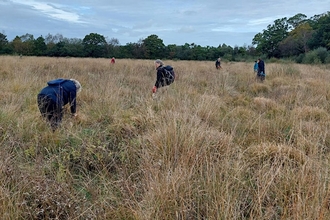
[257, 58, 265, 82]
[110, 57, 116, 64]
[37, 78, 82, 131]
[215, 58, 222, 69]
[152, 59, 175, 96]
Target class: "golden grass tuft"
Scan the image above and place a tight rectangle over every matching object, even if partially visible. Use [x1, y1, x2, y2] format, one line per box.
[250, 82, 271, 94]
[245, 143, 308, 165]
[253, 97, 277, 112]
[271, 77, 290, 87]
[292, 106, 329, 121]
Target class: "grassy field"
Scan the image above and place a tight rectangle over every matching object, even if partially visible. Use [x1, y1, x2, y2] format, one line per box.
[1, 56, 330, 219]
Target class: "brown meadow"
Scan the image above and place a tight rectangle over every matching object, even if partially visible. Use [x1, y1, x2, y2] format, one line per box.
[1, 56, 330, 219]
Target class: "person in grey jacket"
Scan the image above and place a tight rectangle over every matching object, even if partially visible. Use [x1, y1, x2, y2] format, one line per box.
[37, 78, 81, 131]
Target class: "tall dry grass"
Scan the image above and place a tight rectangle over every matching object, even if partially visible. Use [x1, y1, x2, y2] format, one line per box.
[1, 56, 330, 219]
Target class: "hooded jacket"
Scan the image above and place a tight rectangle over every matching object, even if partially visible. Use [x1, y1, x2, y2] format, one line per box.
[38, 79, 77, 114]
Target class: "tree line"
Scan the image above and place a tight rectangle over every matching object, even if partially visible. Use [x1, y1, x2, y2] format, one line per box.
[0, 12, 329, 63]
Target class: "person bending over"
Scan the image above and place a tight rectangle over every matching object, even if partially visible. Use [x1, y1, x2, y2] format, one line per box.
[152, 59, 175, 95]
[37, 78, 82, 131]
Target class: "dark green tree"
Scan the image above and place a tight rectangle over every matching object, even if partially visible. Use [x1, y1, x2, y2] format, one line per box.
[63, 38, 84, 57]
[0, 33, 11, 54]
[82, 33, 107, 57]
[33, 36, 47, 56]
[191, 44, 208, 60]
[142, 34, 165, 59]
[45, 33, 64, 55]
[117, 42, 142, 59]
[49, 41, 67, 57]
[177, 43, 193, 60]
[217, 44, 233, 60]
[287, 13, 308, 29]
[252, 18, 289, 58]
[132, 39, 145, 59]
[106, 37, 120, 58]
[204, 46, 219, 60]
[119, 43, 134, 58]
[308, 12, 330, 50]
[165, 44, 178, 60]
[246, 45, 258, 57]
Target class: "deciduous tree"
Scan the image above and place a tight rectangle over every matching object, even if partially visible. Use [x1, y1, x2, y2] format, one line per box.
[308, 12, 330, 50]
[253, 18, 289, 58]
[142, 34, 165, 59]
[83, 33, 107, 57]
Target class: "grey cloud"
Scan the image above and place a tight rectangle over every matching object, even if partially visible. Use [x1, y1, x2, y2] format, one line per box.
[178, 26, 195, 33]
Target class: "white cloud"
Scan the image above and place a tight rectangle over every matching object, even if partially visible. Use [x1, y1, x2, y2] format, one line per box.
[247, 17, 280, 26]
[11, 0, 86, 23]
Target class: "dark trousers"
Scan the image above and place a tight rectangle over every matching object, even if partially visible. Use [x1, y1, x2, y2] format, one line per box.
[37, 94, 63, 131]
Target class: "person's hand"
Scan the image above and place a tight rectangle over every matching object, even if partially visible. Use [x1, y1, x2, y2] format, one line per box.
[72, 113, 78, 117]
[152, 86, 157, 93]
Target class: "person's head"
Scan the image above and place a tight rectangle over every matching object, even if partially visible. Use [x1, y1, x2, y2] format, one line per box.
[70, 79, 82, 93]
[218, 58, 221, 61]
[154, 59, 164, 69]
[255, 60, 257, 63]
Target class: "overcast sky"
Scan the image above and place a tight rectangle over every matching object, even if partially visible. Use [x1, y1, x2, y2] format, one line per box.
[0, 0, 329, 47]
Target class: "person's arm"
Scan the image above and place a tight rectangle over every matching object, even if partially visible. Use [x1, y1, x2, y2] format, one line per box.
[69, 92, 77, 115]
[153, 68, 163, 91]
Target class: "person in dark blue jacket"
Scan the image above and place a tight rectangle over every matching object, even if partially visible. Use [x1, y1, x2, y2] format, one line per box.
[215, 58, 222, 69]
[257, 58, 265, 82]
[37, 78, 82, 131]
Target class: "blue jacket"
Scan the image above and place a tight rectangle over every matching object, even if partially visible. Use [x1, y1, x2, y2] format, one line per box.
[254, 62, 258, 70]
[39, 79, 77, 114]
